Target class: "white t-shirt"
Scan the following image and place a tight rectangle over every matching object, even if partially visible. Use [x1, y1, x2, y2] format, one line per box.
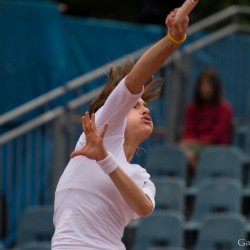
[52, 77, 156, 250]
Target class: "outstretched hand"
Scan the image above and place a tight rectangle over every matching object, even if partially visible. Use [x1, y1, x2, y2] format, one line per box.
[165, 8, 189, 41]
[70, 112, 109, 161]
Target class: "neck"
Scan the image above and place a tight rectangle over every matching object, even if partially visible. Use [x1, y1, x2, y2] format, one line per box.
[123, 141, 138, 162]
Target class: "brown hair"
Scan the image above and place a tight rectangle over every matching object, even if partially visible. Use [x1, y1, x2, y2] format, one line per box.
[193, 68, 223, 106]
[89, 58, 163, 114]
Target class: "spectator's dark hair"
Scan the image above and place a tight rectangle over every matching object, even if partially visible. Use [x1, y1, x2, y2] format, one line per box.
[193, 68, 223, 106]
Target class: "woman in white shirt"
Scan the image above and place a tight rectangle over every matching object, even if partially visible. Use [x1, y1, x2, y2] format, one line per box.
[52, 8, 189, 250]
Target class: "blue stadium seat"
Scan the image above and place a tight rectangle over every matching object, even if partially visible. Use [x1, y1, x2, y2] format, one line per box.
[16, 206, 54, 246]
[193, 146, 243, 187]
[133, 211, 184, 250]
[14, 241, 51, 250]
[245, 174, 250, 196]
[243, 161, 250, 196]
[152, 177, 185, 212]
[195, 214, 246, 250]
[149, 248, 185, 250]
[148, 247, 185, 250]
[187, 179, 242, 230]
[145, 144, 187, 179]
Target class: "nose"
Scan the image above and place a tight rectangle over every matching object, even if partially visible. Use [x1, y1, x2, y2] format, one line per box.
[142, 106, 150, 115]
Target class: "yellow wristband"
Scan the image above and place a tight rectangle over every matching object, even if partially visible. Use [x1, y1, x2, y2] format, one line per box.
[167, 32, 187, 44]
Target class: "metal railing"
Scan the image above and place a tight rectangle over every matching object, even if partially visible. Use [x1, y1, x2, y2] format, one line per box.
[1, 5, 250, 247]
[1, 5, 250, 128]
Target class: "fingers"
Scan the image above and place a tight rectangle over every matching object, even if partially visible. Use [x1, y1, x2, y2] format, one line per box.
[82, 111, 108, 137]
[166, 10, 178, 29]
[82, 116, 87, 133]
[166, 7, 189, 26]
[90, 113, 97, 132]
[82, 112, 97, 134]
[70, 149, 82, 158]
[82, 112, 93, 133]
[100, 123, 109, 138]
[182, 15, 190, 27]
[85, 112, 91, 133]
[172, 9, 179, 17]
[165, 8, 189, 42]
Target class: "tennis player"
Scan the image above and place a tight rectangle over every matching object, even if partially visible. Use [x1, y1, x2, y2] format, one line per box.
[52, 8, 189, 250]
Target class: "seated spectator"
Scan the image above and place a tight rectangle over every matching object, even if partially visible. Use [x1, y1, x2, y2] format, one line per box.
[179, 68, 233, 174]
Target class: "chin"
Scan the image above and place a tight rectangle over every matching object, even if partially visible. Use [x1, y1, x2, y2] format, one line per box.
[141, 127, 153, 141]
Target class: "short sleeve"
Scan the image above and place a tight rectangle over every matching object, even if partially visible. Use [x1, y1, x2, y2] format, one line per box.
[130, 165, 156, 220]
[142, 179, 156, 209]
[75, 77, 143, 150]
[95, 77, 143, 137]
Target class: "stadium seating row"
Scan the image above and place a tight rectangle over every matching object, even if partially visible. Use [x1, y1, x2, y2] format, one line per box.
[12, 206, 250, 250]
[6, 144, 250, 249]
[145, 145, 249, 190]
[133, 212, 247, 250]
[153, 178, 243, 221]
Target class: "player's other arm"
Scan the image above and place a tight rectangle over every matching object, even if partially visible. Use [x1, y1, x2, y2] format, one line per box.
[71, 114, 153, 216]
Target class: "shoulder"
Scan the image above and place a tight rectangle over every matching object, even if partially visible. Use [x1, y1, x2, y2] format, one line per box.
[186, 102, 198, 113]
[186, 102, 195, 108]
[116, 76, 143, 98]
[220, 99, 232, 108]
[220, 100, 233, 113]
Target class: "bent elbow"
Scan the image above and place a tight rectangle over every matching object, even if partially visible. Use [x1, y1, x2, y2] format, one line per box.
[137, 202, 154, 217]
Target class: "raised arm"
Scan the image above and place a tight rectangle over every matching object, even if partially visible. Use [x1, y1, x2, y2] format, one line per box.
[125, 9, 189, 94]
[75, 9, 189, 146]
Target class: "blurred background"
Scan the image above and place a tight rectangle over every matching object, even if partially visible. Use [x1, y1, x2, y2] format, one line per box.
[0, 0, 250, 249]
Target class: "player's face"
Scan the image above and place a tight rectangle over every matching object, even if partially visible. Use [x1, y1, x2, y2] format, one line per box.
[125, 98, 153, 143]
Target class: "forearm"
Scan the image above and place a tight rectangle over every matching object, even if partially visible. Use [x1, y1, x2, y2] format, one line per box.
[125, 8, 189, 94]
[109, 167, 153, 217]
[126, 37, 179, 94]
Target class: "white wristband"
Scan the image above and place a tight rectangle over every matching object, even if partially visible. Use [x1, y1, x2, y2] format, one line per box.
[96, 152, 119, 174]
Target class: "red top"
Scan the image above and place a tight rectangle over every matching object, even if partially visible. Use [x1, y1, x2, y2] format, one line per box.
[182, 100, 233, 144]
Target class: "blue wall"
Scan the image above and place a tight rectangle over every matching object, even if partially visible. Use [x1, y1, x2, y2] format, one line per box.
[0, 1, 250, 118]
[0, 1, 162, 114]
